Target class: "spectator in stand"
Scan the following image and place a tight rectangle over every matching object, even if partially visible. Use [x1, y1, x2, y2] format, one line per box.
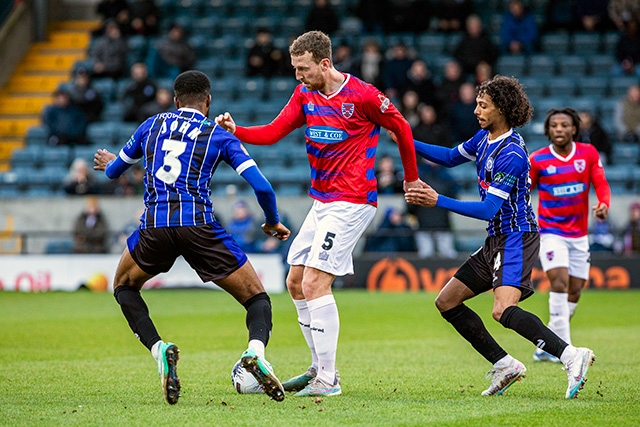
[146, 22, 196, 80]
[333, 42, 355, 74]
[576, 0, 614, 33]
[406, 59, 437, 107]
[246, 27, 288, 78]
[364, 207, 417, 253]
[448, 82, 478, 143]
[474, 61, 494, 85]
[43, 89, 87, 146]
[407, 158, 459, 258]
[383, 42, 415, 103]
[387, 0, 431, 33]
[435, 59, 465, 121]
[137, 87, 173, 123]
[609, 0, 640, 31]
[623, 201, 640, 254]
[375, 154, 404, 195]
[128, 0, 159, 36]
[122, 62, 157, 123]
[613, 18, 640, 77]
[89, 19, 129, 79]
[352, 38, 385, 89]
[305, 0, 340, 36]
[226, 200, 257, 253]
[501, 0, 539, 55]
[63, 158, 99, 195]
[589, 217, 616, 252]
[579, 110, 613, 165]
[73, 196, 110, 254]
[399, 90, 421, 128]
[65, 69, 104, 123]
[543, 0, 578, 33]
[94, 0, 130, 36]
[433, 0, 473, 33]
[453, 14, 499, 76]
[412, 103, 453, 148]
[613, 84, 640, 144]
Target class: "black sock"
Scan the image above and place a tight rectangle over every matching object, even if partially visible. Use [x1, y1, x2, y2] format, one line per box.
[243, 292, 272, 347]
[441, 304, 507, 364]
[114, 286, 161, 350]
[499, 305, 568, 357]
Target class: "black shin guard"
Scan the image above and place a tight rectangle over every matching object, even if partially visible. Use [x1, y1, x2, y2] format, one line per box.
[499, 306, 568, 357]
[114, 286, 161, 350]
[243, 292, 272, 347]
[441, 304, 508, 364]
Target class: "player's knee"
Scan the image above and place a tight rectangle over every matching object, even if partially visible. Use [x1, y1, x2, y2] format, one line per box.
[492, 306, 507, 322]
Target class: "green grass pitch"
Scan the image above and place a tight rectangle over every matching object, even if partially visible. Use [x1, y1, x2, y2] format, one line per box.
[1, 289, 639, 426]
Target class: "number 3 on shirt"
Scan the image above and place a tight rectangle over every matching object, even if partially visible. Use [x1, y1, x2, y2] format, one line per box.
[156, 139, 187, 184]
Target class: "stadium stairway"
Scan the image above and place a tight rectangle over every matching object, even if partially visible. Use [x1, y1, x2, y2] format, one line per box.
[0, 20, 98, 171]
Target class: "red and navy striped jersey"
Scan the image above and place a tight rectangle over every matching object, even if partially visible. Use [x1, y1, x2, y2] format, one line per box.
[529, 142, 611, 238]
[120, 108, 257, 229]
[460, 129, 538, 236]
[233, 73, 419, 207]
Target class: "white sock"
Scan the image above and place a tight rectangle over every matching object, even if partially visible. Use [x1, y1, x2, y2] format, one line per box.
[560, 345, 577, 365]
[548, 292, 571, 345]
[248, 339, 265, 359]
[494, 354, 515, 369]
[151, 340, 164, 362]
[293, 299, 318, 370]
[568, 301, 578, 319]
[307, 294, 339, 385]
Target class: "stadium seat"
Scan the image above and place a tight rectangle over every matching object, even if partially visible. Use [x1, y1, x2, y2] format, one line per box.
[25, 125, 50, 146]
[115, 123, 139, 143]
[191, 16, 220, 38]
[11, 146, 42, 169]
[86, 122, 117, 146]
[100, 102, 126, 122]
[126, 35, 148, 63]
[610, 76, 638, 98]
[571, 32, 601, 54]
[578, 76, 610, 97]
[519, 76, 547, 98]
[588, 55, 615, 76]
[601, 31, 619, 54]
[528, 55, 557, 76]
[547, 77, 578, 97]
[557, 55, 587, 77]
[41, 146, 71, 169]
[237, 77, 267, 101]
[92, 78, 116, 103]
[570, 96, 600, 115]
[496, 55, 526, 77]
[416, 33, 447, 56]
[540, 32, 570, 54]
[611, 143, 639, 165]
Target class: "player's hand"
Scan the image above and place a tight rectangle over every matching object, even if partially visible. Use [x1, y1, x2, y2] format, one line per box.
[592, 202, 609, 219]
[262, 222, 291, 241]
[93, 148, 116, 171]
[214, 112, 237, 134]
[387, 130, 398, 144]
[403, 179, 425, 192]
[404, 181, 439, 207]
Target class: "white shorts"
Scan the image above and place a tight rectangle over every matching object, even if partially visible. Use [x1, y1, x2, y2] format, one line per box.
[287, 200, 376, 276]
[539, 234, 591, 280]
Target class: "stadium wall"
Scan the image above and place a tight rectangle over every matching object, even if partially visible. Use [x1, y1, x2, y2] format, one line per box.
[0, 0, 33, 87]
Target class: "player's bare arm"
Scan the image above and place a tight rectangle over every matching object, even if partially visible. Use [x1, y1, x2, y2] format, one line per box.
[214, 112, 236, 134]
[592, 202, 609, 219]
[404, 182, 438, 207]
[93, 148, 116, 171]
[261, 222, 291, 241]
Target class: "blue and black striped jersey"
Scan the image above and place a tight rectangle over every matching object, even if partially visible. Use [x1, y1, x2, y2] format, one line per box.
[119, 107, 257, 229]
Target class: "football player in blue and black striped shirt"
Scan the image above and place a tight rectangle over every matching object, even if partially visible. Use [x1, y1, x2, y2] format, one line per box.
[94, 70, 290, 404]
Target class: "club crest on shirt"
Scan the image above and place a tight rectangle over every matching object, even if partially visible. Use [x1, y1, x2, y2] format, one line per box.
[341, 103, 354, 118]
[574, 159, 586, 173]
[377, 94, 390, 113]
[485, 157, 494, 171]
[546, 250, 554, 261]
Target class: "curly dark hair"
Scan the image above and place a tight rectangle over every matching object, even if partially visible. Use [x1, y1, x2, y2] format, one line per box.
[543, 107, 581, 141]
[173, 70, 210, 105]
[476, 75, 533, 128]
[290, 30, 332, 64]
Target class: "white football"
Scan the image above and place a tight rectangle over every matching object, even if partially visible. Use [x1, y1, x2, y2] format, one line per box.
[231, 359, 264, 394]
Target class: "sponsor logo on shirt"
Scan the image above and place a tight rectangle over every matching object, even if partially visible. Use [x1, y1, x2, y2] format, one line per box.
[308, 102, 315, 112]
[378, 94, 390, 113]
[306, 126, 348, 144]
[551, 183, 585, 197]
[546, 165, 557, 174]
[341, 103, 354, 118]
[493, 172, 517, 186]
[318, 250, 329, 261]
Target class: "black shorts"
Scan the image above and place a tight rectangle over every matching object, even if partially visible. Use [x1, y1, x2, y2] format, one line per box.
[127, 222, 248, 283]
[454, 232, 540, 301]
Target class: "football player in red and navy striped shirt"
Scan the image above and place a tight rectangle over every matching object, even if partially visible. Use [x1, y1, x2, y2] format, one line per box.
[529, 107, 610, 363]
[94, 70, 290, 404]
[216, 31, 422, 397]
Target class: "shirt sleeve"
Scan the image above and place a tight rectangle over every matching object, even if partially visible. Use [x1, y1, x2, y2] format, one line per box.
[528, 152, 539, 190]
[589, 146, 611, 208]
[360, 88, 419, 182]
[486, 145, 527, 200]
[234, 89, 305, 145]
